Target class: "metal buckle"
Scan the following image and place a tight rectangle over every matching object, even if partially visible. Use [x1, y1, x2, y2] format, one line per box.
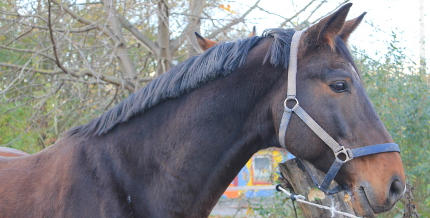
[283, 96, 299, 112]
[334, 146, 353, 163]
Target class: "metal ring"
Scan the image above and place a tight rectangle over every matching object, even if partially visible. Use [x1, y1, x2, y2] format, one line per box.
[334, 146, 352, 163]
[283, 96, 299, 111]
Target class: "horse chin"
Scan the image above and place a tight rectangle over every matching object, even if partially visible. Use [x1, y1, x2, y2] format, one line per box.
[351, 186, 377, 218]
[351, 179, 403, 217]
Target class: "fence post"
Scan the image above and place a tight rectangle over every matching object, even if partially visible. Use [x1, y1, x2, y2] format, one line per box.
[279, 158, 356, 218]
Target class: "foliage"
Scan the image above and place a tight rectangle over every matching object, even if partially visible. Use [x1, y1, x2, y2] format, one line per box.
[354, 34, 429, 217]
[249, 192, 301, 217]
[0, 101, 40, 153]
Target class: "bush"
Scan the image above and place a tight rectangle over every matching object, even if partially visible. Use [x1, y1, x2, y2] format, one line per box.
[355, 34, 429, 217]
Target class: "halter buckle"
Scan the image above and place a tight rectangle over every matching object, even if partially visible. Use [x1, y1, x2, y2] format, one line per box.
[334, 146, 353, 163]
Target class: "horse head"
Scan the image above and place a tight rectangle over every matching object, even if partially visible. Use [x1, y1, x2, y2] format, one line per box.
[275, 4, 405, 217]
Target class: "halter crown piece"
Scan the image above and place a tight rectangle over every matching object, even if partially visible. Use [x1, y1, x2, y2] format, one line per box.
[278, 31, 400, 195]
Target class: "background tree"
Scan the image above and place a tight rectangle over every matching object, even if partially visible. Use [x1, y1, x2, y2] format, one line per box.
[0, 0, 348, 150]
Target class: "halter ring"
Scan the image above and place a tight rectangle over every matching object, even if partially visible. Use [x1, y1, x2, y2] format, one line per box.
[334, 146, 353, 163]
[283, 96, 299, 112]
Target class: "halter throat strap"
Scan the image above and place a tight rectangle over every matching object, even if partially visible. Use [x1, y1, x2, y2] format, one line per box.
[278, 31, 400, 194]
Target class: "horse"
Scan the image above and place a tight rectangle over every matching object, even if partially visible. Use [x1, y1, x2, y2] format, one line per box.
[0, 3, 405, 217]
[0, 147, 29, 157]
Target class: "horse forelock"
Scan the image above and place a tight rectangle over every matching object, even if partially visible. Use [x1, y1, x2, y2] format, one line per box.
[67, 29, 295, 137]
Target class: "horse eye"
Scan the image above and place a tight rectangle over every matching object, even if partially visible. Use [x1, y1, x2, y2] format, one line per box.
[330, 82, 347, 92]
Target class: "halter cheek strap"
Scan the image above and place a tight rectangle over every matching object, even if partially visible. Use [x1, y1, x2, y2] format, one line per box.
[278, 31, 400, 194]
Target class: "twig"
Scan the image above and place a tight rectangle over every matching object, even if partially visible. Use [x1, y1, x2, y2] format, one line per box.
[104, 85, 119, 111]
[5, 27, 35, 47]
[206, 0, 261, 39]
[47, 0, 72, 75]
[278, 0, 317, 28]
[0, 45, 56, 61]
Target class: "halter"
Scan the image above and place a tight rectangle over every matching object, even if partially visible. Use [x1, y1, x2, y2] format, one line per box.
[278, 31, 400, 195]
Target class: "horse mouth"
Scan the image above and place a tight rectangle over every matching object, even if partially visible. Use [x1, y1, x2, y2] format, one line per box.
[355, 186, 377, 218]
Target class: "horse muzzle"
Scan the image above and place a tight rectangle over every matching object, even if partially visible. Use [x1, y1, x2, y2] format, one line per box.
[353, 175, 405, 217]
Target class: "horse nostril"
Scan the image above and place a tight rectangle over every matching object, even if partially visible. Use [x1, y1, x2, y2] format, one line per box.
[389, 179, 403, 199]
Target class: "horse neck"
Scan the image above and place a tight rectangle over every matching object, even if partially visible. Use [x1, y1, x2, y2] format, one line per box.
[95, 62, 284, 217]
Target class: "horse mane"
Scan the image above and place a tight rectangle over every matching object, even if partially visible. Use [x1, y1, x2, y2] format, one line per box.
[67, 29, 296, 136]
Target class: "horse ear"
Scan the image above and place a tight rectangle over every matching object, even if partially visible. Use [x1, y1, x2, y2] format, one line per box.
[195, 32, 218, 51]
[339, 12, 366, 43]
[304, 3, 352, 49]
[248, 26, 256, 37]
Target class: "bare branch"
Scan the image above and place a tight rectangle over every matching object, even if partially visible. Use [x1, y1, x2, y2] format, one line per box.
[170, 0, 206, 54]
[0, 45, 56, 61]
[50, 0, 93, 26]
[308, 0, 351, 26]
[4, 26, 35, 47]
[77, 69, 134, 91]
[48, 0, 71, 75]
[101, 0, 137, 88]
[0, 63, 64, 75]
[0, 18, 98, 33]
[50, 0, 116, 41]
[104, 85, 119, 111]
[117, 14, 158, 55]
[138, 77, 154, 83]
[278, 0, 317, 28]
[0, 62, 134, 92]
[206, 0, 261, 39]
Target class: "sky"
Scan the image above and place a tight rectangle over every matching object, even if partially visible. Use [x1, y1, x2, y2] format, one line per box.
[227, 0, 428, 69]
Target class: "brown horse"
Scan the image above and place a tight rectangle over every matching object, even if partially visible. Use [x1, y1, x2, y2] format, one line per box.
[0, 147, 29, 157]
[0, 4, 404, 217]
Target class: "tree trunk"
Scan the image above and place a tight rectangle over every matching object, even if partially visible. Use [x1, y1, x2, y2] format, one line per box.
[279, 159, 356, 218]
[156, 0, 171, 77]
[102, 0, 137, 90]
[187, 0, 205, 58]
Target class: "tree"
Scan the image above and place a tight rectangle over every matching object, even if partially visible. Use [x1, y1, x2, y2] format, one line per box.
[0, 0, 349, 150]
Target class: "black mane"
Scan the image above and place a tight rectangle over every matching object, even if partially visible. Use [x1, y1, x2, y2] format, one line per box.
[68, 29, 296, 136]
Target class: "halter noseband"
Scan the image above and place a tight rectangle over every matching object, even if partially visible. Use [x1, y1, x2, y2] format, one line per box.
[278, 31, 400, 195]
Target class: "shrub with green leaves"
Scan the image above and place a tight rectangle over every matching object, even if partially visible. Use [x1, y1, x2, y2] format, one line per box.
[354, 34, 429, 217]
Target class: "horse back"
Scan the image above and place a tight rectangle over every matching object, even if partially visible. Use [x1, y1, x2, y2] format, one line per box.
[0, 147, 29, 157]
[0, 140, 133, 217]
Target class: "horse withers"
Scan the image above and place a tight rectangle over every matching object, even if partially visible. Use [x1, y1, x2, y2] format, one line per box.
[0, 3, 404, 218]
